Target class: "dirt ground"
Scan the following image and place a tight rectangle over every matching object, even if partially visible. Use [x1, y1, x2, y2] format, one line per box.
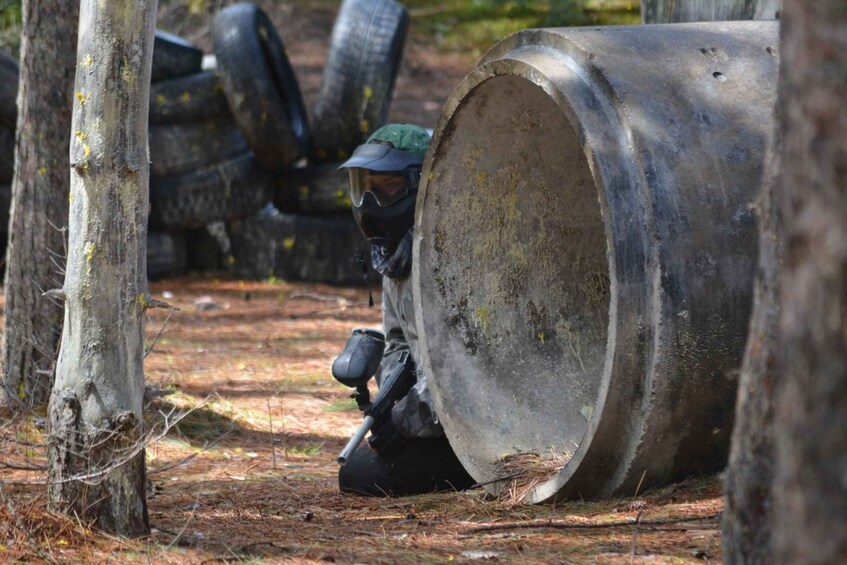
[1, 278, 724, 564]
[1, 2, 724, 563]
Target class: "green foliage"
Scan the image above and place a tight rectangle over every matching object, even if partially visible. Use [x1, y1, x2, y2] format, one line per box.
[0, 1, 21, 25]
[404, 0, 641, 56]
[0, 0, 21, 54]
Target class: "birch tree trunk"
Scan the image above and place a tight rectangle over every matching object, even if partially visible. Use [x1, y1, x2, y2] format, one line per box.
[640, 0, 781, 23]
[47, 0, 158, 536]
[1, 0, 78, 413]
[772, 0, 847, 561]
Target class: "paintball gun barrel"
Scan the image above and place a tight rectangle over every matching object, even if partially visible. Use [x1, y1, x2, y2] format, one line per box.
[335, 349, 416, 465]
[337, 416, 374, 465]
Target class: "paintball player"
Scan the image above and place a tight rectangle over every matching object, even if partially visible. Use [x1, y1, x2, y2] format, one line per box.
[335, 124, 474, 496]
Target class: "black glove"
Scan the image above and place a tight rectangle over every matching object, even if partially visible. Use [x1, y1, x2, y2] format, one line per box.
[368, 412, 408, 456]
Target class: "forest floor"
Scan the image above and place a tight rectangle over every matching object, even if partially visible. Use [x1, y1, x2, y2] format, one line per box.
[0, 1, 722, 563]
[1, 278, 724, 564]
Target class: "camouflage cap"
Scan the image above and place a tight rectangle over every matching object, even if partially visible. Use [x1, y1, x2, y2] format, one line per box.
[366, 124, 430, 159]
[339, 124, 431, 172]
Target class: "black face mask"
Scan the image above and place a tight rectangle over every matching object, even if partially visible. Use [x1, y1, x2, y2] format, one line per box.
[352, 190, 416, 248]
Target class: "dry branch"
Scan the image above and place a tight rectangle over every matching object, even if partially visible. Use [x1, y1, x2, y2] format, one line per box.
[464, 511, 723, 534]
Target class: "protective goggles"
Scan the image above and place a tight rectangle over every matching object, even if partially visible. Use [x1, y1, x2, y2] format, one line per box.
[348, 167, 422, 208]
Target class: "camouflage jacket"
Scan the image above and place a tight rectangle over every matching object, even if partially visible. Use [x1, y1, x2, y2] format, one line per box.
[378, 273, 444, 439]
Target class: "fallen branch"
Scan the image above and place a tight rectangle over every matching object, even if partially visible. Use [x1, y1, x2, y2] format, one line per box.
[0, 460, 46, 471]
[234, 540, 290, 554]
[288, 306, 353, 320]
[288, 291, 351, 303]
[470, 472, 523, 488]
[463, 511, 722, 534]
[286, 291, 369, 319]
[145, 305, 178, 358]
[162, 494, 200, 553]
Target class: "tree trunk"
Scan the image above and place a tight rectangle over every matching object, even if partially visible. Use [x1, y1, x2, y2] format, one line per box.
[772, 0, 847, 561]
[1, 0, 79, 413]
[722, 139, 781, 564]
[724, 0, 847, 561]
[47, 0, 157, 537]
[640, 0, 780, 23]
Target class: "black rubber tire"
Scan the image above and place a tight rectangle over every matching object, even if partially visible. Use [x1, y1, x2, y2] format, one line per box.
[227, 206, 374, 286]
[150, 153, 273, 231]
[0, 183, 11, 236]
[149, 115, 248, 179]
[0, 124, 13, 183]
[212, 3, 311, 170]
[185, 225, 226, 273]
[274, 162, 351, 213]
[310, 0, 409, 163]
[152, 30, 204, 83]
[147, 230, 188, 281]
[149, 71, 229, 123]
[0, 49, 18, 130]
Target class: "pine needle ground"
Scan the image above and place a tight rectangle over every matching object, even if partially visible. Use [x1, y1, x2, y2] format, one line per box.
[2, 278, 723, 563]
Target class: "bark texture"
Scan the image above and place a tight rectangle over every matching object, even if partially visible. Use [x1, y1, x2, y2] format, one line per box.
[48, 0, 158, 537]
[1, 0, 79, 413]
[640, 0, 780, 23]
[722, 142, 780, 564]
[772, 1, 847, 561]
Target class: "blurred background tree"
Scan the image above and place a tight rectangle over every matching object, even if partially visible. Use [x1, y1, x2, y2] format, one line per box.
[0, 0, 641, 58]
[403, 0, 639, 56]
[0, 0, 22, 55]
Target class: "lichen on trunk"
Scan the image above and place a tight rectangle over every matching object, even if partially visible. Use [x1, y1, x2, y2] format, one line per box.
[47, 0, 158, 537]
[48, 389, 148, 534]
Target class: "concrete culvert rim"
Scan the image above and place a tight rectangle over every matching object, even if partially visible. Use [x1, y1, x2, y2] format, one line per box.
[414, 60, 617, 503]
[416, 22, 778, 504]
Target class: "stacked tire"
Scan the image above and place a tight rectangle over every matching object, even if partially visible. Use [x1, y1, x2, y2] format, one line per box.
[147, 30, 274, 280]
[0, 2, 410, 285]
[310, 0, 409, 163]
[222, 0, 408, 286]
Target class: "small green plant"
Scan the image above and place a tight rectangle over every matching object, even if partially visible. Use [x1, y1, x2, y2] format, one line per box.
[287, 442, 324, 457]
[322, 398, 358, 412]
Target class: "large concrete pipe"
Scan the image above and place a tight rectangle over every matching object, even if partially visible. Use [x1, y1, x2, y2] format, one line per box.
[413, 21, 778, 503]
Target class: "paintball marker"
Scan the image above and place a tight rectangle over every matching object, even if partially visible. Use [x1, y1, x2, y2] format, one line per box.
[332, 328, 416, 464]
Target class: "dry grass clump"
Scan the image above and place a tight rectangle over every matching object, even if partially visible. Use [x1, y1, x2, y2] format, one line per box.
[0, 491, 95, 562]
[494, 448, 573, 504]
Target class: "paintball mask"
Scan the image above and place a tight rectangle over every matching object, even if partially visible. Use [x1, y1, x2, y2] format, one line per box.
[339, 124, 430, 248]
[348, 165, 422, 208]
